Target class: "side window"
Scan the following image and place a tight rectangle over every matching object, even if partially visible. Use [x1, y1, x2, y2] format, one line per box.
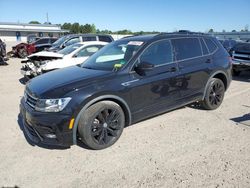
[200, 38, 209, 55]
[204, 38, 217, 53]
[75, 45, 103, 57]
[83, 37, 97, 41]
[140, 40, 173, 66]
[51, 38, 57, 43]
[171, 38, 202, 61]
[65, 37, 80, 46]
[98, 36, 112, 42]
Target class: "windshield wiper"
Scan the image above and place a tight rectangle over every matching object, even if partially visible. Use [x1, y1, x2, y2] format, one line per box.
[82, 66, 94, 70]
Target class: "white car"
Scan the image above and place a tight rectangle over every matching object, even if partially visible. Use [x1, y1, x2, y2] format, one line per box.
[21, 41, 107, 77]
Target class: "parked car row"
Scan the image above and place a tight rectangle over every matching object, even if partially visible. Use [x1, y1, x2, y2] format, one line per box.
[20, 31, 232, 150]
[8, 33, 114, 59]
[21, 41, 107, 78]
[218, 39, 250, 76]
[18, 34, 114, 78]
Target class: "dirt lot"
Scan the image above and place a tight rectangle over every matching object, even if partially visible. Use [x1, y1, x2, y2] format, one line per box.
[0, 57, 250, 188]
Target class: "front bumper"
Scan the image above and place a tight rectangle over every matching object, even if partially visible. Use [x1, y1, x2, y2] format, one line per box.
[21, 64, 42, 77]
[20, 98, 74, 147]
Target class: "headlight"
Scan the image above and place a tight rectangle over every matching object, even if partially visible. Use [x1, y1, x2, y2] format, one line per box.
[35, 97, 71, 112]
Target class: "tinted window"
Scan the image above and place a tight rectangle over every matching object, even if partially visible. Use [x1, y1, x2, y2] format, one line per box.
[140, 40, 173, 66]
[51, 38, 57, 43]
[200, 38, 209, 55]
[58, 43, 83, 55]
[34, 38, 49, 45]
[65, 37, 80, 46]
[204, 38, 217, 53]
[83, 37, 97, 41]
[171, 38, 202, 61]
[98, 36, 112, 43]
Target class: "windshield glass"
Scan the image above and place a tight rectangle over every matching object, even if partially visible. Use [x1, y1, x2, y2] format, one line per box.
[81, 40, 144, 71]
[58, 43, 83, 55]
[52, 36, 67, 47]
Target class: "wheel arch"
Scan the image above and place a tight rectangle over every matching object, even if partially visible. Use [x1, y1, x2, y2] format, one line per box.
[202, 71, 229, 100]
[72, 95, 132, 145]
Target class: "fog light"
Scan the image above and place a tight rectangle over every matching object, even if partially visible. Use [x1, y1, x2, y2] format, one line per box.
[45, 134, 57, 139]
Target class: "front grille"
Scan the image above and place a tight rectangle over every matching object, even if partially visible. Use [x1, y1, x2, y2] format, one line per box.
[25, 91, 38, 109]
[233, 53, 250, 61]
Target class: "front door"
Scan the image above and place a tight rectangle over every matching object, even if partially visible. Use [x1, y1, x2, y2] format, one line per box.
[127, 39, 182, 121]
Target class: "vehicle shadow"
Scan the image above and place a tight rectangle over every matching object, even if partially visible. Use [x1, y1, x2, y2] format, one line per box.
[186, 102, 206, 110]
[232, 71, 250, 83]
[230, 113, 250, 126]
[17, 113, 70, 150]
[0, 61, 8, 66]
[19, 77, 28, 85]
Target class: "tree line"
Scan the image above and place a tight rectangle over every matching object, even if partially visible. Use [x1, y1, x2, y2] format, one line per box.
[61, 22, 160, 35]
[29, 21, 249, 34]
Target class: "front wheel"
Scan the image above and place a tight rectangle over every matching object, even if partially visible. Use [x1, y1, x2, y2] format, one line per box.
[18, 48, 28, 58]
[200, 78, 225, 110]
[78, 101, 125, 150]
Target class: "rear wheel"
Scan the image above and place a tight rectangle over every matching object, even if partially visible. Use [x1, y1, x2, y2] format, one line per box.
[78, 101, 125, 150]
[201, 78, 225, 110]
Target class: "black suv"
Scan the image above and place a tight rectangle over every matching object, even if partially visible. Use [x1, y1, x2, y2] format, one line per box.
[20, 32, 232, 149]
[48, 34, 114, 52]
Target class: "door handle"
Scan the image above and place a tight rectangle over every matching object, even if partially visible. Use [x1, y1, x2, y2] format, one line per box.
[205, 59, 211, 63]
[168, 67, 177, 72]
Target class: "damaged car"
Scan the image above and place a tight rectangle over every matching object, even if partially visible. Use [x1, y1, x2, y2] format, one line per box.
[231, 41, 250, 76]
[21, 41, 107, 78]
[9, 37, 58, 58]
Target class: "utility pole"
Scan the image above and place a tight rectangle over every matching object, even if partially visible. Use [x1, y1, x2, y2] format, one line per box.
[46, 12, 49, 23]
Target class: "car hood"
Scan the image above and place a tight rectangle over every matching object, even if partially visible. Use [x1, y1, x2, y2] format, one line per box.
[28, 51, 64, 58]
[233, 42, 250, 54]
[26, 66, 111, 98]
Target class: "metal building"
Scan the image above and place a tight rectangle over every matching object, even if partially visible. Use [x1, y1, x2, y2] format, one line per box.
[0, 22, 68, 42]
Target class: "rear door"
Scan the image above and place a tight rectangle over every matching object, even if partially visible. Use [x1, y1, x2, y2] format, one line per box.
[128, 39, 182, 120]
[171, 37, 212, 101]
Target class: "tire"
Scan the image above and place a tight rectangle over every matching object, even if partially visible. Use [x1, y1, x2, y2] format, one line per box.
[78, 101, 125, 150]
[200, 78, 225, 110]
[232, 69, 241, 76]
[18, 48, 28, 58]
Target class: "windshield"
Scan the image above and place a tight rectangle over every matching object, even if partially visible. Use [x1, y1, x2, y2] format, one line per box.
[58, 43, 83, 55]
[81, 40, 144, 71]
[52, 36, 67, 47]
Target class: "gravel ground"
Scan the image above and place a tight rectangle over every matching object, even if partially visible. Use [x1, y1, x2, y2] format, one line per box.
[0, 57, 249, 188]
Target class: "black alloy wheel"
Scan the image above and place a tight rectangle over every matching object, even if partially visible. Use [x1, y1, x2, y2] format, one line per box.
[91, 108, 122, 145]
[78, 101, 125, 150]
[201, 78, 225, 110]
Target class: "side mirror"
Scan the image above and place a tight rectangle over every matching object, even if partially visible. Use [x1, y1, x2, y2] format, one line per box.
[134, 62, 154, 76]
[61, 43, 66, 48]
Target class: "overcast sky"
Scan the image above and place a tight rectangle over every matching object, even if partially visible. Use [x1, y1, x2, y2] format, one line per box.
[0, 0, 249, 32]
